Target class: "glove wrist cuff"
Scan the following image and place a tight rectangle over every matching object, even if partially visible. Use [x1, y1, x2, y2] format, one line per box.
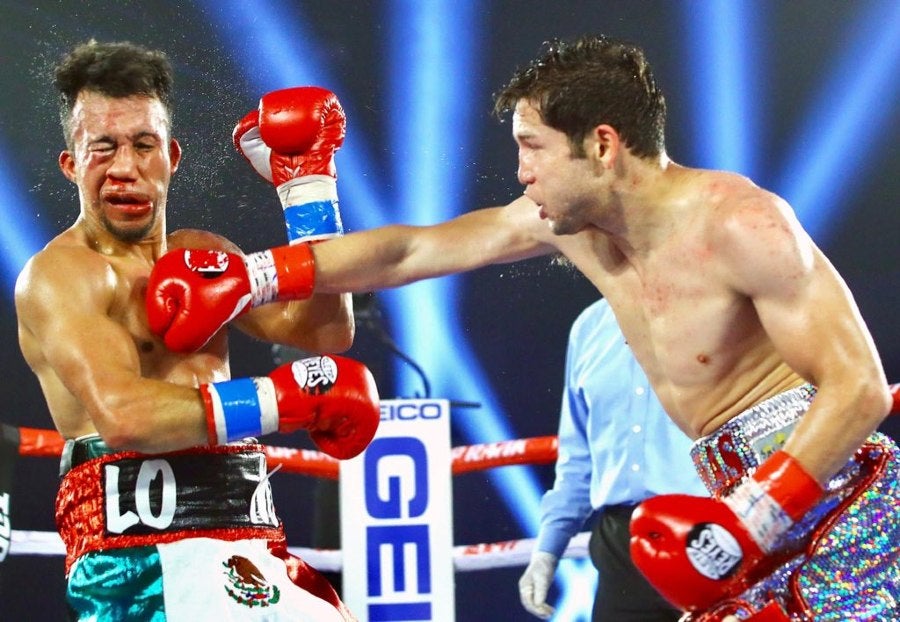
[725, 450, 823, 552]
[753, 450, 823, 520]
[243, 244, 316, 307]
[276, 176, 343, 243]
[243, 250, 280, 307]
[200, 378, 280, 445]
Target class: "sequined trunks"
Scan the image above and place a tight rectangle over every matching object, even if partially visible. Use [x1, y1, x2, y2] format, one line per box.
[688, 386, 899, 621]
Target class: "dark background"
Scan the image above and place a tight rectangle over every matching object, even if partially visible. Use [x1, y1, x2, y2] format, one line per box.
[0, 1, 897, 620]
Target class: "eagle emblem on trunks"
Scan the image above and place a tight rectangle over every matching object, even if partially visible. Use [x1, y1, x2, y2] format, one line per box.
[222, 555, 281, 608]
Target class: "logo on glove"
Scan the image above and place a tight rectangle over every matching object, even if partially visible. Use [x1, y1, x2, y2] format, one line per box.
[291, 356, 338, 396]
[686, 523, 743, 580]
[182, 249, 230, 277]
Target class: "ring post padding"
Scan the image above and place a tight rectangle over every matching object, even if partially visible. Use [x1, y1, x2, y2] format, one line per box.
[340, 399, 455, 622]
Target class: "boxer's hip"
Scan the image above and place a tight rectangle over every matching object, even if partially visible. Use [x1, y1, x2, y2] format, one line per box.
[688, 386, 900, 619]
[690, 384, 816, 495]
[67, 537, 348, 621]
[56, 435, 284, 571]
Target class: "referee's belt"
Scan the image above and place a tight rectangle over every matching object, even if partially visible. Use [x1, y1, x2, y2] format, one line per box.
[55, 436, 284, 569]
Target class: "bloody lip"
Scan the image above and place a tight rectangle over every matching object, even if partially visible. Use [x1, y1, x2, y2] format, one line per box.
[106, 199, 152, 218]
[103, 190, 152, 217]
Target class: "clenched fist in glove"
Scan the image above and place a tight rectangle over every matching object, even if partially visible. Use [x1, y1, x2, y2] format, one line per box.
[518, 551, 558, 619]
[146, 245, 317, 352]
[629, 451, 823, 613]
[234, 86, 346, 243]
[201, 354, 379, 459]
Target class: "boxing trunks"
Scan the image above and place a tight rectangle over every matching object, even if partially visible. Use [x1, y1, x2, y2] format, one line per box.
[56, 435, 355, 621]
[686, 385, 899, 621]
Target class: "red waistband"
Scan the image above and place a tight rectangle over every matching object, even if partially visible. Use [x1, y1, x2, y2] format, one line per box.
[56, 443, 284, 573]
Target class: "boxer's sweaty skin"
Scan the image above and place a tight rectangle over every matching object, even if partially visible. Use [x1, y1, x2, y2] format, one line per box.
[16, 90, 352, 455]
[308, 98, 891, 485]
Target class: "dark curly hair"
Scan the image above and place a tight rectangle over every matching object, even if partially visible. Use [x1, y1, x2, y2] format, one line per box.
[54, 40, 174, 149]
[493, 35, 666, 159]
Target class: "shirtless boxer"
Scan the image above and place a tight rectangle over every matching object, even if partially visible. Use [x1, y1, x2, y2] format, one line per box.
[15, 40, 378, 621]
[149, 35, 898, 620]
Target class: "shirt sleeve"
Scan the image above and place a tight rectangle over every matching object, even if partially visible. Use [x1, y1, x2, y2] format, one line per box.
[534, 311, 596, 558]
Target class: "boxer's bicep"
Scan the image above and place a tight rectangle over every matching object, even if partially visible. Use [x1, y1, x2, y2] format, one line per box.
[236, 291, 354, 354]
[17, 248, 142, 416]
[722, 198, 874, 389]
[719, 195, 823, 379]
[720, 196, 889, 479]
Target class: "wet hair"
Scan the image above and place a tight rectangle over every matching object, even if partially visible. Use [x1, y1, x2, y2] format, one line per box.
[53, 40, 174, 149]
[493, 35, 666, 158]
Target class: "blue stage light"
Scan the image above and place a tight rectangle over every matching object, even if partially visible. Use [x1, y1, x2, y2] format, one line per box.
[773, 0, 900, 244]
[683, 0, 761, 177]
[551, 558, 597, 622]
[0, 150, 51, 295]
[383, 0, 546, 531]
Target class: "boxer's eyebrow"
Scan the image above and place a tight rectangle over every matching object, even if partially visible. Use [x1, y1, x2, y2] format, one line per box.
[130, 131, 162, 144]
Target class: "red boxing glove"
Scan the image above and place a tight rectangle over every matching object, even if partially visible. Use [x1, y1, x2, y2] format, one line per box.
[234, 86, 346, 243]
[629, 451, 823, 613]
[146, 245, 316, 353]
[200, 355, 380, 459]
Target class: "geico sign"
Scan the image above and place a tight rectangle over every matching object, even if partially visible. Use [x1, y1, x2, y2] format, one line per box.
[364, 436, 432, 620]
[379, 401, 444, 422]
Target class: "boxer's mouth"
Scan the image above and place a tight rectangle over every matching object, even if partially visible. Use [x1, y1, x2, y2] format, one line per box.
[104, 192, 153, 216]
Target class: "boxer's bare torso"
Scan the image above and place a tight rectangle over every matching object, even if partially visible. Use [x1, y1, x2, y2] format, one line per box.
[310, 101, 889, 482]
[552, 180, 807, 438]
[16, 225, 229, 441]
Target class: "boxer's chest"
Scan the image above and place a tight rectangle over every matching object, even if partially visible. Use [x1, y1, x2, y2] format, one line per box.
[109, 260, 229, 384]
[587, 240, 759, 389]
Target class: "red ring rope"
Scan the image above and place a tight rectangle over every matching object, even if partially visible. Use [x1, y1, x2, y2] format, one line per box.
[15, 382, 899, 476]
[7, 382, 899, 571]
[16, 428, 558, 478]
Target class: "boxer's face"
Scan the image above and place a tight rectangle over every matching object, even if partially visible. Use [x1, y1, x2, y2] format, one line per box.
[59, 91, 181, 243]
[512, 99, 597, 236]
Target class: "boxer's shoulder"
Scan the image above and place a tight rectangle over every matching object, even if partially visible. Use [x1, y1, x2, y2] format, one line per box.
[17, 237, 113, 304]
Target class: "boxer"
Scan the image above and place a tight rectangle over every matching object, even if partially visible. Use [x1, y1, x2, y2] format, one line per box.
[16, 41, 376, 621]
[146, 35, 900, 619]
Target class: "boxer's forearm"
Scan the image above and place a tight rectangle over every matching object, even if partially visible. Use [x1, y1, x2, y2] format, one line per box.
[310, 203, 552, 294]
[84, 379, 210, 454]
[782, 380, 892, 483]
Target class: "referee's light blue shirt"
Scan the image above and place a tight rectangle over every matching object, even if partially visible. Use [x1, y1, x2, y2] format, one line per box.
[535, 299, 708, 558]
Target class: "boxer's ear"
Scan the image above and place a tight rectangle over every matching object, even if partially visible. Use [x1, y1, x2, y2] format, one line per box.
[168, 138, 182, 174]
[586, 124, 620, 170]
[59, 150, 76, 182]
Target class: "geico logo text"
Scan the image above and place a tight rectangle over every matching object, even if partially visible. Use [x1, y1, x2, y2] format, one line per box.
[380, 401, 444, 422]
[363, 436, 433, 620]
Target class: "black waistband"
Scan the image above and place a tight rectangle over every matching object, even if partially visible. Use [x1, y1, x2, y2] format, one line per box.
[58, 436, 281, 537]
[60, 434, 259, 474]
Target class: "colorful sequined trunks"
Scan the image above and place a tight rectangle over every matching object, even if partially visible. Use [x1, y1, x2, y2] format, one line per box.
[687, 386, 899, 620]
